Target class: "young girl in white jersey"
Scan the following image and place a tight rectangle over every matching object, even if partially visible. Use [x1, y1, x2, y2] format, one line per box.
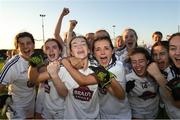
[148, 33, 180, 119]
[126, 47, 159, 119]
[57, 36, 99, 119]
[28, 38, 66, 119]
[0, 32, 36, 119]
[151, 41, 171, 119]
[91, 36, 131, 119]
[29, 7, 69, 119]
[43, 38, 66, 119]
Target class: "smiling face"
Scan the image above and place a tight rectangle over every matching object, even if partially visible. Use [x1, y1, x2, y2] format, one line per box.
[130, 53, 148, 77]
[44, 40, 62, 62]
[18, 37, 35, 60]
[93, 39, 113, 67]
[70, 37, 89, 59]
[152, 45, 169, 70]
[122, 29, 137, 50]
[169, 36, 180, 68]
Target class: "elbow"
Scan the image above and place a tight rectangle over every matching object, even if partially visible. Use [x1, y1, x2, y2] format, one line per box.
[54, 33, 58, 38]
[54, 31, 62, 40]
[28, 66, 38, 82]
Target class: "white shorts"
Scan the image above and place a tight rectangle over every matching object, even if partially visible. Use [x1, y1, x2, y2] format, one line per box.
[42, 108, 64, 119]
[35, 86, 45, 113]
[6, 105, 34, 119]
[132, 109, 158, 119]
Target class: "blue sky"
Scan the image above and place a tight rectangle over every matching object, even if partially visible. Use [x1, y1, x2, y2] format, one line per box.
[0, 0, 179, 49]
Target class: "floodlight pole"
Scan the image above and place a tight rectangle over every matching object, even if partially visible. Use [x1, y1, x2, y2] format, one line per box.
[40, 14, 46, 42]
[112, 25, 116, 40]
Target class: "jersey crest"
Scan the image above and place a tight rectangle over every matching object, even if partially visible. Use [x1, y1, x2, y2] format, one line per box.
[73, 86, 93, 101]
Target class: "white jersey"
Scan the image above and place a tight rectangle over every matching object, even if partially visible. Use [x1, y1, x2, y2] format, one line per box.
[42, 80, 65, 119]
[58, 62, 99, 119]
[0, 55, 36, 119]
[126, 71, 159, 119]
[115, 48, 132, 74]
[160, 67, 180, 119]
[35, 83, 45, 114]
[115, 47, 128, 62]
[98, 60, 132, 119]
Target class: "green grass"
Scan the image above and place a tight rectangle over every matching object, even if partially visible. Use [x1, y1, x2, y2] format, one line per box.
[0, 60, 4, 72]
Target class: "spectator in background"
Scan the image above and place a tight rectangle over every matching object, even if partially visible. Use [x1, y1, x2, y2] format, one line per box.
[5, 49, 12, 62]
[94, 29, 110, 39]
[115, 35, 125, 50]
[148, 31, 163, 50]
[85, 32, 95, 53]
[152, 31, 163, 43]
[85, 32, 95, 62]
[0, 32, 36, 119]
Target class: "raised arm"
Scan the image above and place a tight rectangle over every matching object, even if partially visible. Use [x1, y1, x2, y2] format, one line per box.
[54, 8, 69, 47]
[147, 63, 170, 95]
[66, 20, 77, 56]
[147, 62, 180, 108]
